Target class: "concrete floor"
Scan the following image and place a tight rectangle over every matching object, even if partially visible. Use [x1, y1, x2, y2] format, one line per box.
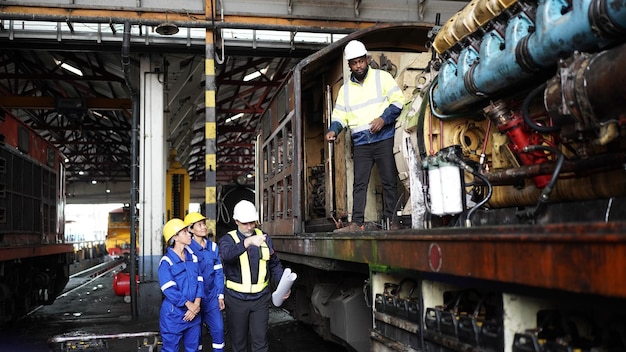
[0, 270, 346, 352]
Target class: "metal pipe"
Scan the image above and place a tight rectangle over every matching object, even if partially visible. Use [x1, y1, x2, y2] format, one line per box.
[48, 331, 159, 343]
[433, 0, 626, 113]
[215, 21, 356, 34]
[544, 42, 626, 134]
[129, 90, 140, 319]
[325, 84, 335, 217]
[522, 145, 565, 218]
[0, 13, 357, 34]
[122, 21, 139, 319]
[121, 22, 134, 92]
[478, 151, 626, 186]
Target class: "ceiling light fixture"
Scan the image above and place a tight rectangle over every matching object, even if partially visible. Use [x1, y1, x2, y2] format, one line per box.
[53, 58, 83, 76]
[243, 66, 269, 81]
[225, 113, 244, 123]
[156, 12, 179, 36]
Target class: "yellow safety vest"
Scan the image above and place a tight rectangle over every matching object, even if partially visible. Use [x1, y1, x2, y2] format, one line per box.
[225, 229, 270, 293]
[331, 68, 405, 134]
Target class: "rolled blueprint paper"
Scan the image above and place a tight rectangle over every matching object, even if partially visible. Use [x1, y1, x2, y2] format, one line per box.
[272, 268, 297, 307]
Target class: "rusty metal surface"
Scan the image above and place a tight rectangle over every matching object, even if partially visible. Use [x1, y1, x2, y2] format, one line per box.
[0, 244, 74, 261]
[272, 221, 626, 298]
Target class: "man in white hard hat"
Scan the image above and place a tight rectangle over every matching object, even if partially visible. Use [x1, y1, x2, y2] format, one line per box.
[325, 39, 405, 231]
[217, 200, 290, 352]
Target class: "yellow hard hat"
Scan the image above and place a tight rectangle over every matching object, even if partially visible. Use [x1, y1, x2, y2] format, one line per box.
[163, 218, 186, 242]
[184, 212, 206, 227]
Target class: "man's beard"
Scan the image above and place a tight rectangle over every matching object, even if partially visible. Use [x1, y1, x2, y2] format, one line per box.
[352, 66, 368, 81]
[241, 228, 255, 236]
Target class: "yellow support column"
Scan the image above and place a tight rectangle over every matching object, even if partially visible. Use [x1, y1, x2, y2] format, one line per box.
[205, 24, 217, 237]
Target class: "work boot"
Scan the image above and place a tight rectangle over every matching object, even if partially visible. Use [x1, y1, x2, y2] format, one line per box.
[384, 218, 401, 230]
[389, 222, 401, 230]
[334, 222, 365, 232]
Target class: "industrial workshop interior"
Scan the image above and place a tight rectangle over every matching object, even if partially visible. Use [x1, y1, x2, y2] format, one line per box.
[1, 0, 626, 351]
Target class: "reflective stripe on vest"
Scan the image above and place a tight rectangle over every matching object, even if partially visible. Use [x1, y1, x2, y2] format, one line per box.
[225, 228, 270, 293]
[343, 69, 385, 133]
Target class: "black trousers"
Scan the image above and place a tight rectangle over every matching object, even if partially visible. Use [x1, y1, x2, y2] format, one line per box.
[351, 138, 398, 225]
[224, 292, 270, 352]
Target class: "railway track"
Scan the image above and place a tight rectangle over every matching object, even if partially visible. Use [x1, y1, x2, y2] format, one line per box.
[0, 255, 347, 352]
[0, 256, 155, 352]
[62, 257, 127, 294]
[26, 257, 127, 317]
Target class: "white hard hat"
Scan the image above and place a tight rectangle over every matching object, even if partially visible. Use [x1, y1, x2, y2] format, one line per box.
[344, 40, 368, 61]
[232, 200, 259, 223]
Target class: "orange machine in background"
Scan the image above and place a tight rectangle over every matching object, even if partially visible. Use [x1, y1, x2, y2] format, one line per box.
[105, 206, 139, 257]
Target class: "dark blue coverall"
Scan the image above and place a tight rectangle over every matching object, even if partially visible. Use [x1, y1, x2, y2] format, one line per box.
[159, 246, 204, 352]
[189, 238, 225, 351]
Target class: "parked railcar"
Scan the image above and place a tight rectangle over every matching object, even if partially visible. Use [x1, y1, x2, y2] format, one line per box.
[105, 206, 139, 257]
[256, 10, 626, 352]
[0, 111, 72, 325]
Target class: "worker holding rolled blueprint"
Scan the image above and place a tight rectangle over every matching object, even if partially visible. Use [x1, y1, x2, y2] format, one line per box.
[219, 200, 294, 352]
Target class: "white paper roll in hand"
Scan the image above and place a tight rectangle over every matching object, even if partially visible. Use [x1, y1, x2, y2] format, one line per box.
[272, 268, 297, 307]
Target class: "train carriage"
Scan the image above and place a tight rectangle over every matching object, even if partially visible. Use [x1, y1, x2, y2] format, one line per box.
[255, 10, 626, 352]
[0, 110, 72, 325]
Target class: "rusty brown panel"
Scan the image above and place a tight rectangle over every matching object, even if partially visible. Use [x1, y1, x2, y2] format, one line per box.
[333, 134, 349, 218]
[263, 218, 297, 237]
[0, 244, 73, 261]
[272, 221, 626, 298]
